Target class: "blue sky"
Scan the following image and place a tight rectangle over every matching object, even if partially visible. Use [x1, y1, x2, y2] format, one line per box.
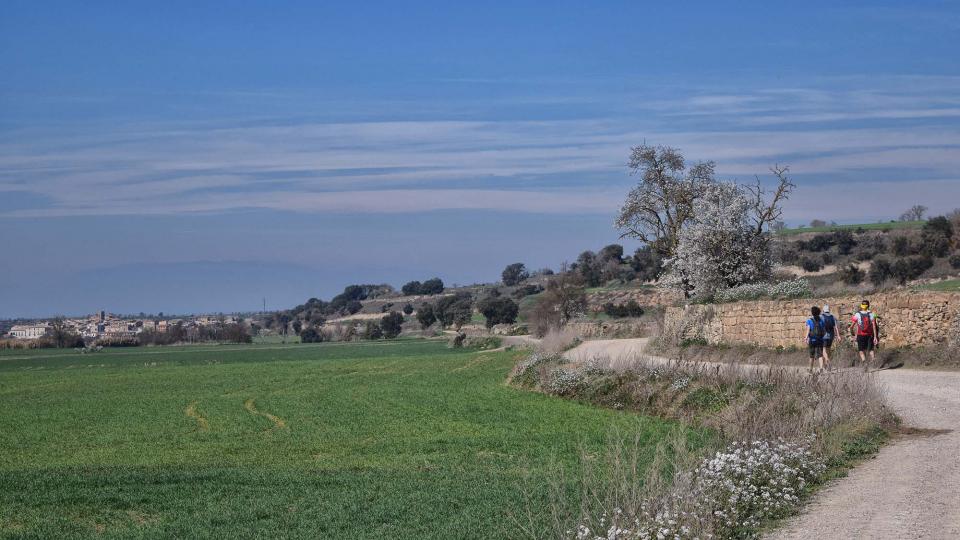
[2, 1, 959, 317]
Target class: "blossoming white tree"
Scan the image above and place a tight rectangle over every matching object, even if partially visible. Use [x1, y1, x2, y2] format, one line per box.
[618, 145, 793, 299]
[665, 182, 774, 298]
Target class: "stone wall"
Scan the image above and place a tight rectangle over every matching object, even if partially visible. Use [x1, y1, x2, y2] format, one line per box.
[664, 291, 960, 349]
[567, 319, 651, 339]
[586, 287, 682, 312]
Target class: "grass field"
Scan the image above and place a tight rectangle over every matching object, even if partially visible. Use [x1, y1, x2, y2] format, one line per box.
[778, 220, 924, 236]
[0, 341, 693, 538]
[917, 278, 960, 292]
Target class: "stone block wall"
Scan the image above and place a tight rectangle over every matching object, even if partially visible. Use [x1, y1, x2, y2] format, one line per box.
[664, 291, 960, 349]
[586, 287, 682, 312]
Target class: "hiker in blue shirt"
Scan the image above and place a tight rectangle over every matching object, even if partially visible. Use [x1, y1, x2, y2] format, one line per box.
[802, 305, 826, 371]
[819, 304, 839, 371]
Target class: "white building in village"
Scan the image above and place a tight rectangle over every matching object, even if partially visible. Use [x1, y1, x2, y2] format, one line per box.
[8, 324, 51, 339]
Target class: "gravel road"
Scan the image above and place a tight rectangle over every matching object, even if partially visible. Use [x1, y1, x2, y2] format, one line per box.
[771, 368, 960, 540]
[562, 338, 960, 539]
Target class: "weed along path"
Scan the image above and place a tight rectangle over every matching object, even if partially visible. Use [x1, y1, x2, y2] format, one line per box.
[562, 338, 960, 539]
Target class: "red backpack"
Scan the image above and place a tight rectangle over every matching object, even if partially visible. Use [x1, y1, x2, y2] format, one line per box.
[854, 311, 874, 336]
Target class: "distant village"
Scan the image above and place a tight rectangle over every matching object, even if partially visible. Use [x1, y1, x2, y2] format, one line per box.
[4, 311, 242, 341]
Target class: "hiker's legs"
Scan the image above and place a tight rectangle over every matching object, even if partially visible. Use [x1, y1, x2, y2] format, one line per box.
[856, 335, 871, 367]
[822, 341, 832, 370]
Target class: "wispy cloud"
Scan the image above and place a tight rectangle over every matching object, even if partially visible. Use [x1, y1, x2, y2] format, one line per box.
[2, 77, 959, 220]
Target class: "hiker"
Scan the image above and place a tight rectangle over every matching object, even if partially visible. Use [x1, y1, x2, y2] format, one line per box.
[802, 305, 826, 371]
[850, 300, 879, 368]
[820, 304, 839, 370]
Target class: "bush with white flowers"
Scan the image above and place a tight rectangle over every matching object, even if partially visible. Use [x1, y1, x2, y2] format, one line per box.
[714, 278, 811, 303]
[572, 438, 825, 540]
[548, 368, 586, 395]
[515, 351, 559, 375]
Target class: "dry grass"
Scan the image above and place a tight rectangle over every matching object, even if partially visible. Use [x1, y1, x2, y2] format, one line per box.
[539, 326, 582, 355]
[511, 348, 895, 539]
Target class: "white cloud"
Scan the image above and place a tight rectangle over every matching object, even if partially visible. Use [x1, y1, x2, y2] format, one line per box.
[2, 78, 959, 219]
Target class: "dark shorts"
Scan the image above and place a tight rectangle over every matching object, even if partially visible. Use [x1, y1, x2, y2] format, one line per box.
[856, 335, 875, 352]
[823, 338, 834, 350]
[808, 343, 824, 359]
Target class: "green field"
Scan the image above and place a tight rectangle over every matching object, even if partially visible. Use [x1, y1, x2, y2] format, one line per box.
[778, 220, 924, 236]
[0, 341, 688, 538]
[917, 278, 960, 292]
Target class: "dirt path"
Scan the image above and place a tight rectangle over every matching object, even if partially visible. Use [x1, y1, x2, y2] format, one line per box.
[771, 369, 960, 540]
[562, 338, 960, 539]
[563, 337, 649, 364]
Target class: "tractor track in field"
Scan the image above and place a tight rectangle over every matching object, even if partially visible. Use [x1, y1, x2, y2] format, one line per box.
[184, 401, 209, 431]
[244, 398, 287, 431]
[452, 354, 493, 372]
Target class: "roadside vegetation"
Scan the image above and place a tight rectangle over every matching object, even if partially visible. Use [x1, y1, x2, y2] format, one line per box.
[510, 345, 894, 539]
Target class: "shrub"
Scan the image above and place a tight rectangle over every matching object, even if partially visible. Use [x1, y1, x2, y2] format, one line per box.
[572, 439, 826, 540]
[419, 278, 445, 295]
[361, 321, 382, 340]
[805, 234, 834, 252]
[869, 256, 894, 284]
[402, 303, 414, 315]
[299, 327, 324, 343]
[920, 235, 951, 258]
[449, 332, 466, 349]
[950, 254, 960, 270]
[511, 284, 544, 299]
[416, 303, 436, 329]
[380, 311, 404, 339]
[892, 255, 934, 284]
[546, 368, 585, 395]
[714, 279, 811, 303]
[477, 296, 519, 328]
[923, 215, 954, 239]
[892, 236, 913, 257]
[501, 263, 529, 286]
[838, 264, 865, 285]
[832, 230, 857, 255]
[602, 300, 645, 318]
[462, 336, 502, 350]
[575, 251, 604, 287]
[345, 300, 363, 315]
[800, 257, 823, 272]
[401, 280, 421, 296]
[529, 273, 587, 337]
[435, 292, 473, 330]
[768, 279, 812, 298]
[630, 246, 664, 282]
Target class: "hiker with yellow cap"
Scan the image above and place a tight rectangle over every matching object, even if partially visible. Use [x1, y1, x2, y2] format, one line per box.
[850, 299, 878, 369]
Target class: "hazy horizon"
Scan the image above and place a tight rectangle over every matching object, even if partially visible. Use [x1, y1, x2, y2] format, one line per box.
[3, 1, 960, 318]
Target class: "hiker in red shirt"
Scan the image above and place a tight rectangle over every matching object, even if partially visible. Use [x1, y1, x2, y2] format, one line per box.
[850, 299, 878, 369]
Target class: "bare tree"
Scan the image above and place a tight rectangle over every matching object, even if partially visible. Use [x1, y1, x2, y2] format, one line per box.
[744, 165, 795, 235]
[899, 204, 928, 222]
[615, 144, 716, 257]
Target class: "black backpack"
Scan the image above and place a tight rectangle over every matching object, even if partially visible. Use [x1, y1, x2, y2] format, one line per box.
[822, 314, 836, 336]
